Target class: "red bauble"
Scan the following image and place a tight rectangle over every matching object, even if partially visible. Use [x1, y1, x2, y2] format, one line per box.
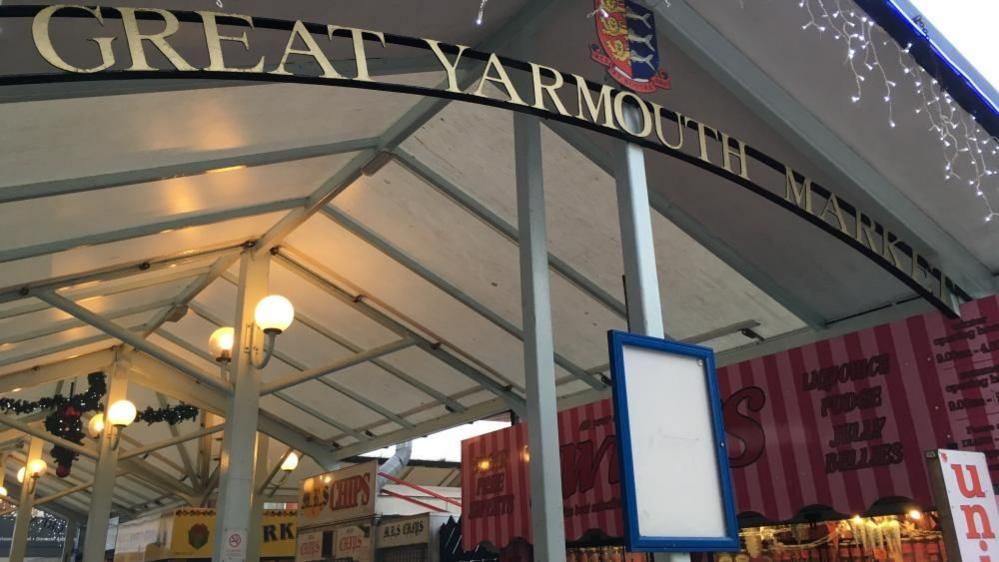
[64, 406, 80, 418]
[56, 464, 70, 478]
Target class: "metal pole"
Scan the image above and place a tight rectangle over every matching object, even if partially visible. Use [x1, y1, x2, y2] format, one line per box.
[245, 434, 268, 562]
[82, 360, 128, 562]
[10, 437, 44, 562]
[212, 250, 269, 562]
[616, 106, 686, 562]
[615, 104, 665, 339]
[513, 112, 567, 562]
[62, 520, 79, 562]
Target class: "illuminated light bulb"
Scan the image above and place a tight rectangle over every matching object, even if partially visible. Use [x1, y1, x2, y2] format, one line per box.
[281, 452, 300, 472]
[87, 413, 105, 439]
[0, 486, 7, 497]
[16, 467, 24, 484]
[107, 400, 137, 428]
[908, 509, 922, 520]
[254, 295, 295, 334]
[852, 514, 863, 523]
[208, 326, 235, 362]
[27, 459, 46, 479]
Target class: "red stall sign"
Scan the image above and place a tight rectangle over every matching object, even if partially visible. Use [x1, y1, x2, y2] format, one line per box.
[461, 295, 999, 549]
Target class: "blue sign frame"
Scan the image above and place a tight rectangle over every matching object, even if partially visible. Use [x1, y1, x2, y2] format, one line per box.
[607, 330, 739, 552]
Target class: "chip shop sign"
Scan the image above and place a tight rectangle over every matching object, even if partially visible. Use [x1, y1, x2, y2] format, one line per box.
[377, 514, 430, 549]
[298, 461, 377, 529]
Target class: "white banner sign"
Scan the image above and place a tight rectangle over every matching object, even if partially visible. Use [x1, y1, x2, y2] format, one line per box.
[298, 461, 377, 529]
[935, 449, 999, 562]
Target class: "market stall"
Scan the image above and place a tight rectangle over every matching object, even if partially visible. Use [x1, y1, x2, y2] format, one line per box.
[458, 295, 999, 561]
[294, 461, 455, 562]
[112, 508, 296, 562]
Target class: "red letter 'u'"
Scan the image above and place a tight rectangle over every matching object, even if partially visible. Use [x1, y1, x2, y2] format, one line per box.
[952, 464, 987, 498]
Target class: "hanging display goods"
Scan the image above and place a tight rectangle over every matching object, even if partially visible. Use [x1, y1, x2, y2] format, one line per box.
[927, 449, 999, 562]
[718, 294, 999, 521]
[0, 4, 960, 316]
[297, 460, 377, 530]
[590, 0, 671, 92]
[607, 332, 738, 552]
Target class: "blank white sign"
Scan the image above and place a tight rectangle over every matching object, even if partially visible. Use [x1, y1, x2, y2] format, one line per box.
[620, 344, 728, 538]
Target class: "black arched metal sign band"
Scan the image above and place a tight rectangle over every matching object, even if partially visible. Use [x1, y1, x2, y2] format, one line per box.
[0, 4, 965, 317]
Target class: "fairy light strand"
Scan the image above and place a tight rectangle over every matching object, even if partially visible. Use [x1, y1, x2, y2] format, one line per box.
[476, 0, 487, 26]
[793, 0, 997, 223]
[589, 0, 996, 222]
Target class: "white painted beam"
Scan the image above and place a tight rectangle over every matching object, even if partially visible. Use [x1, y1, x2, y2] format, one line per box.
[260, 339, 415, 396]
[35, 290, 230, 393]
[0, 138, 375, 205]
[0, 349, 115, 393]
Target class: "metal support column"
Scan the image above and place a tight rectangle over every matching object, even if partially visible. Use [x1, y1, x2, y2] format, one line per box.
[62, 520, 79, 562]
[616, 105, 665, 339]
[83, 361, 128, 562]
[10, 437, 44, 562]
[514, 112, 567, 562]
[245, 434, 268, 562]
[616, 107, 687, 562]
[0, 452, 7, 492]
[212, 251, 269, 562]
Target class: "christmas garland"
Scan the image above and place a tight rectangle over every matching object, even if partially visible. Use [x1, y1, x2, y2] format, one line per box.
[0, 372, 105, 416]
[135, 404, 200, 425]
[0, 372, 199, 477]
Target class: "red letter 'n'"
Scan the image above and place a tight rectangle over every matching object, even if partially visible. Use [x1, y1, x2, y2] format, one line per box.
[961, 505, 996, 539]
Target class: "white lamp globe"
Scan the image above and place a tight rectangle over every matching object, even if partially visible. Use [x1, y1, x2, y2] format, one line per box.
[0, 485, 7, 497]
[107, 400, 137, 428]
[280, 452, 300, 472]
[208, 326, 235, 362]
[27, 459, 47, 479]
[255, 295, 294, 334]
[16, 467, 24, 484]
[87, 413, 105, 439]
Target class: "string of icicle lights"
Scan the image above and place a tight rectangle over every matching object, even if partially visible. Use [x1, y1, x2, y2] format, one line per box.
[793, 0, 998, 223]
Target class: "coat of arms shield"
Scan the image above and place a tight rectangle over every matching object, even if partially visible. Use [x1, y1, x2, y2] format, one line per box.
[591, 0, 671, 93]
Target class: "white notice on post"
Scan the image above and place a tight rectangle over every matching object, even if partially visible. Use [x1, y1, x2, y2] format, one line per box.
[221, 528, 247, 562]
[935, 449, 999, 562]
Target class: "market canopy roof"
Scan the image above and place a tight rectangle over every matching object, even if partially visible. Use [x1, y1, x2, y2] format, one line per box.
[0, 0, 995, 521]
